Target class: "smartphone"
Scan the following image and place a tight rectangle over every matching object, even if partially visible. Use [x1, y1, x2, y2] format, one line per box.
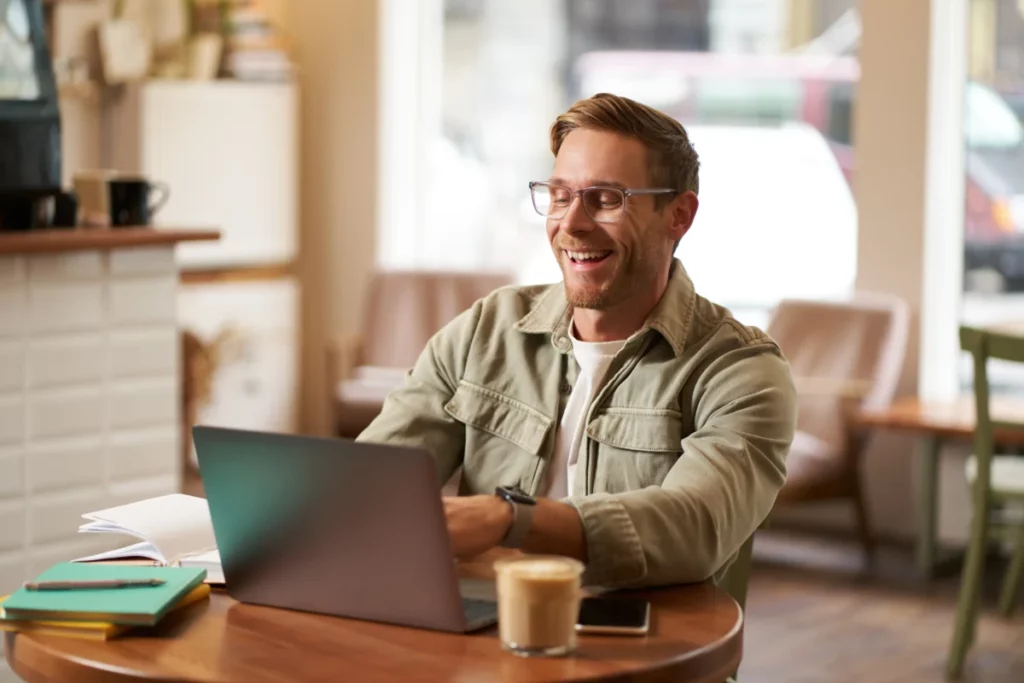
[575, 596, 650, 635]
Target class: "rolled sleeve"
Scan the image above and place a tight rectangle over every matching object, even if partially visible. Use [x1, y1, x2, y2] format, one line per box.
[567, 493, 647, 586]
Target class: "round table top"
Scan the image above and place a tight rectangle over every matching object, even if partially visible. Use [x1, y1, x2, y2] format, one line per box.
[4, 554, 743, 683]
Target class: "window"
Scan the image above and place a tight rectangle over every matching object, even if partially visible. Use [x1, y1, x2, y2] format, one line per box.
[383, 1, 861, 328]
[960, 0, 1024, 390]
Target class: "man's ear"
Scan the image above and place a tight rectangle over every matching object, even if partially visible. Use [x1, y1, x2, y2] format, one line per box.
[669, 191, 699, 242]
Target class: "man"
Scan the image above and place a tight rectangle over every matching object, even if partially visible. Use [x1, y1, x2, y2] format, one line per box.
[358, 93, 796, 589]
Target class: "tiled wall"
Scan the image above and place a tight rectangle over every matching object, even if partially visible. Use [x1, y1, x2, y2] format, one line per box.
[0, 247, 180, 681]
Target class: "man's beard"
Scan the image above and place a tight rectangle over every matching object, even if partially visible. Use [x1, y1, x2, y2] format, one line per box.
[562, 248, 648, 310]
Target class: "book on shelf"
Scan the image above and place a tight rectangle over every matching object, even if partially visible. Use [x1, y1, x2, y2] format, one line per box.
[73, 494, 224, 584]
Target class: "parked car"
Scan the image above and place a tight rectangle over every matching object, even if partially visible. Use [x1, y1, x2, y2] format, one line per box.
[574, 50, 1024, 291]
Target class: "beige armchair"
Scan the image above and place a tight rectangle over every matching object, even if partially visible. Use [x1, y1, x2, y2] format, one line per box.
[766, 293, 911, 558]
[328, 270, 514, 439]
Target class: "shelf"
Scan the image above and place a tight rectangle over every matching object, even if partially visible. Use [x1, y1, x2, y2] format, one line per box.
[0, 227, 220, 255]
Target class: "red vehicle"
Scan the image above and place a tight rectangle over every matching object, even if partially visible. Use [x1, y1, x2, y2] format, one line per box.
[575, 51, 1024, 289]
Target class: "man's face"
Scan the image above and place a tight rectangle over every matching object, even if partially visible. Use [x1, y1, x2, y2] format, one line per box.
[547, 129, 678, 310]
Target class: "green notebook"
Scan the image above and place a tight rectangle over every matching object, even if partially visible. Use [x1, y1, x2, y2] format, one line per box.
[1, 563, 207, 626]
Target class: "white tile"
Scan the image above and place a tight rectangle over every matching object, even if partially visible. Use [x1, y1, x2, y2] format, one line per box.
[28, 252, 103, 282]
[108, 379, 176, 429]
[26, 437, 104, 493]
[109, 247, 175, 276]
[28, 388, 103, 439]
[0, 552, 28, 598]
[107, 474, 178, 504]
[0, 398, 23, 446]
[110, 276, 177, 326]
[26, 334, 103, 388]
[0, 448, 23, 499]
[0, 341, 23, 392]
[108, 428, 177, 480]
[26, 536, 117, 577]
[0, 257, 24, 284]
[0, 287, 26, 338]
[29, 282, 103, 334]
[0, 501, 25, 553]
[28, 489, 104, 545]
[109, 330, 177, 379]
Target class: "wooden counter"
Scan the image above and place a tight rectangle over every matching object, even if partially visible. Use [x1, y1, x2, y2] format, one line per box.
[0, 227, 220, 256]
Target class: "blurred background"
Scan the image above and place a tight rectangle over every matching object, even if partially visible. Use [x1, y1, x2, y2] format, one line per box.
[2, 0, 1024, 679]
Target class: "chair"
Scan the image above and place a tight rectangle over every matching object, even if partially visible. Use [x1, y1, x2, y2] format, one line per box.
[327, 269, 513, 438]
[765, 294, 911, 558]
[719, 534, 755, 683]
[946, 325, 1024, 679]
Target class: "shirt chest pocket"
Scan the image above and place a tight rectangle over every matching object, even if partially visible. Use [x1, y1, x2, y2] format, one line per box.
[586, 409, 683, 492]
[444, 381, 553, 494]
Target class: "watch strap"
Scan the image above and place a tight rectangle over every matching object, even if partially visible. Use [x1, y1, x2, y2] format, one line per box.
[499, 498, 534, 549]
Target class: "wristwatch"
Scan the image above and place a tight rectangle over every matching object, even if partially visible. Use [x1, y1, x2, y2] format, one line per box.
[496, 485, 536, 548]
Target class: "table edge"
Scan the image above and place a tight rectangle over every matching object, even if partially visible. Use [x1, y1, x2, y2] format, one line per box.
[4, 591, 745, 683]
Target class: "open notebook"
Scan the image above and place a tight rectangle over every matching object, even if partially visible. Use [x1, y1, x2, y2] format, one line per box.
[73, 494, 224, 584]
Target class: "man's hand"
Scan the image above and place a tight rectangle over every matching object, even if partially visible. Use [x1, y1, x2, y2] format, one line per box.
[443, 495, 512, 558]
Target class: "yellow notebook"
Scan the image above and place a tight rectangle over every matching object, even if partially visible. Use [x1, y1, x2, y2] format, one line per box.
[0, 583, 211, 641]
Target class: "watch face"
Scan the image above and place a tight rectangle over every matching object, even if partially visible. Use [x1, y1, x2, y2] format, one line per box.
[498, 486, 536, 505]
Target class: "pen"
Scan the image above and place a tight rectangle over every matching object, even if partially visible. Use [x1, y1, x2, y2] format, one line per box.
[23, 578, 166, 591]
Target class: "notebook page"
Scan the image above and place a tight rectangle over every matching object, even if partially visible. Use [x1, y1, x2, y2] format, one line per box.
[179, 549, 224, 584]
[73, 541, 165, 564]
[80, 494, 216, 565]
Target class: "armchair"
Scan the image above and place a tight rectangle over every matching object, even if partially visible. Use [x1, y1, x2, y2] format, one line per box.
[766, 293, 911, 558]
[328, 269, 513, 439]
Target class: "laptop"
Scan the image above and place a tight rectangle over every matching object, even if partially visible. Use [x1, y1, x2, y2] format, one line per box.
[191, 425, 498, 633]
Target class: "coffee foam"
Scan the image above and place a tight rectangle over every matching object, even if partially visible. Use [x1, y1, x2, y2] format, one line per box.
[502, 558, 581, 580]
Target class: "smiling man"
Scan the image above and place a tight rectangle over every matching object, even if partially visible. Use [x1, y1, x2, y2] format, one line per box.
[358, 93, 796, 588]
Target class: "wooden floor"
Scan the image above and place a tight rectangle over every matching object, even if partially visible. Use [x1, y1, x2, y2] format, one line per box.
[740, 532, 1024, 683]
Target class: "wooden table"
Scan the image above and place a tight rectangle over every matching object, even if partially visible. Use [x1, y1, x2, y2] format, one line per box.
[857, 395, 1024, 578]
[3, 552, 743, 683]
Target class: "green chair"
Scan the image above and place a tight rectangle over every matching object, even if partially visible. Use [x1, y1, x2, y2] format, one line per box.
[946, 325, 1024, 679]
[719, 533, 755, 683]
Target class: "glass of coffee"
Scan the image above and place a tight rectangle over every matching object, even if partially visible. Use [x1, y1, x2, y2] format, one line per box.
[493, 555, 585, 657]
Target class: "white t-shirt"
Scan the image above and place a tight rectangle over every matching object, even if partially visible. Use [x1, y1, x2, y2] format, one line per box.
[541, 327, 626, 499]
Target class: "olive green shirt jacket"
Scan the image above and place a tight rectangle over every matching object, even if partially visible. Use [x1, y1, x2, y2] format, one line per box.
[358, 259, 797, 588]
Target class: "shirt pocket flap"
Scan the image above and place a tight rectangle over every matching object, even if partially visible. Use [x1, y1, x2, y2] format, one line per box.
[586, 409, 683, 453]
[444, 381, 552, 455]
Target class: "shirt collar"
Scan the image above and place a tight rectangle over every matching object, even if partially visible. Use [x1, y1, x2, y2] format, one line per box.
[512, 258, 696, 357]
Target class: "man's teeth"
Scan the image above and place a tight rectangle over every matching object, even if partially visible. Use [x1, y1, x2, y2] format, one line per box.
[566, 251, 608, 262]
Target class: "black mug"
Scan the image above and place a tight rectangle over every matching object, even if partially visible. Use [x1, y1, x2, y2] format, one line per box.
[109, 179, 170, 227]
[0, 191, 78, 232]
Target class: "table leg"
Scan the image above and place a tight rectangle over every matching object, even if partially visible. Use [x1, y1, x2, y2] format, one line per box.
[916, 434, 942, 578]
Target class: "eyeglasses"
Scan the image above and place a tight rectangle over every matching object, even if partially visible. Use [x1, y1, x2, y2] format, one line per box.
[528, 181, 678, 223]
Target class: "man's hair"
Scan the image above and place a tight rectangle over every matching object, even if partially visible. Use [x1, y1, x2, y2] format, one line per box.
[550, 92, 700, 209]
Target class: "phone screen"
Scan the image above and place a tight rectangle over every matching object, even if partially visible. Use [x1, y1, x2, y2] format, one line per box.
[576, 597, 650, 632]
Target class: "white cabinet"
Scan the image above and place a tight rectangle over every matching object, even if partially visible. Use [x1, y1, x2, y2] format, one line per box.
[104, 79, 302, 447]
[106, 80, 299, 270]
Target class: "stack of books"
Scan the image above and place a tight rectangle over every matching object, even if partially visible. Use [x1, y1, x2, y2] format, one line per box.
[0, 563, 210, 641]
[220, 0, 294, 81]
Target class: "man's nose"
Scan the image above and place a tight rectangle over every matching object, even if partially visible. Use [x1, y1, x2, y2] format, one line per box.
[558, 195, 595, 234]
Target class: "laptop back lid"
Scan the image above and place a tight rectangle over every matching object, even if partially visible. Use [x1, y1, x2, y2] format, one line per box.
[192, 426, 469, 632]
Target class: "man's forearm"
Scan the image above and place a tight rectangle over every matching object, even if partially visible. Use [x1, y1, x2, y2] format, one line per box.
[520, 498, 588, 562]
